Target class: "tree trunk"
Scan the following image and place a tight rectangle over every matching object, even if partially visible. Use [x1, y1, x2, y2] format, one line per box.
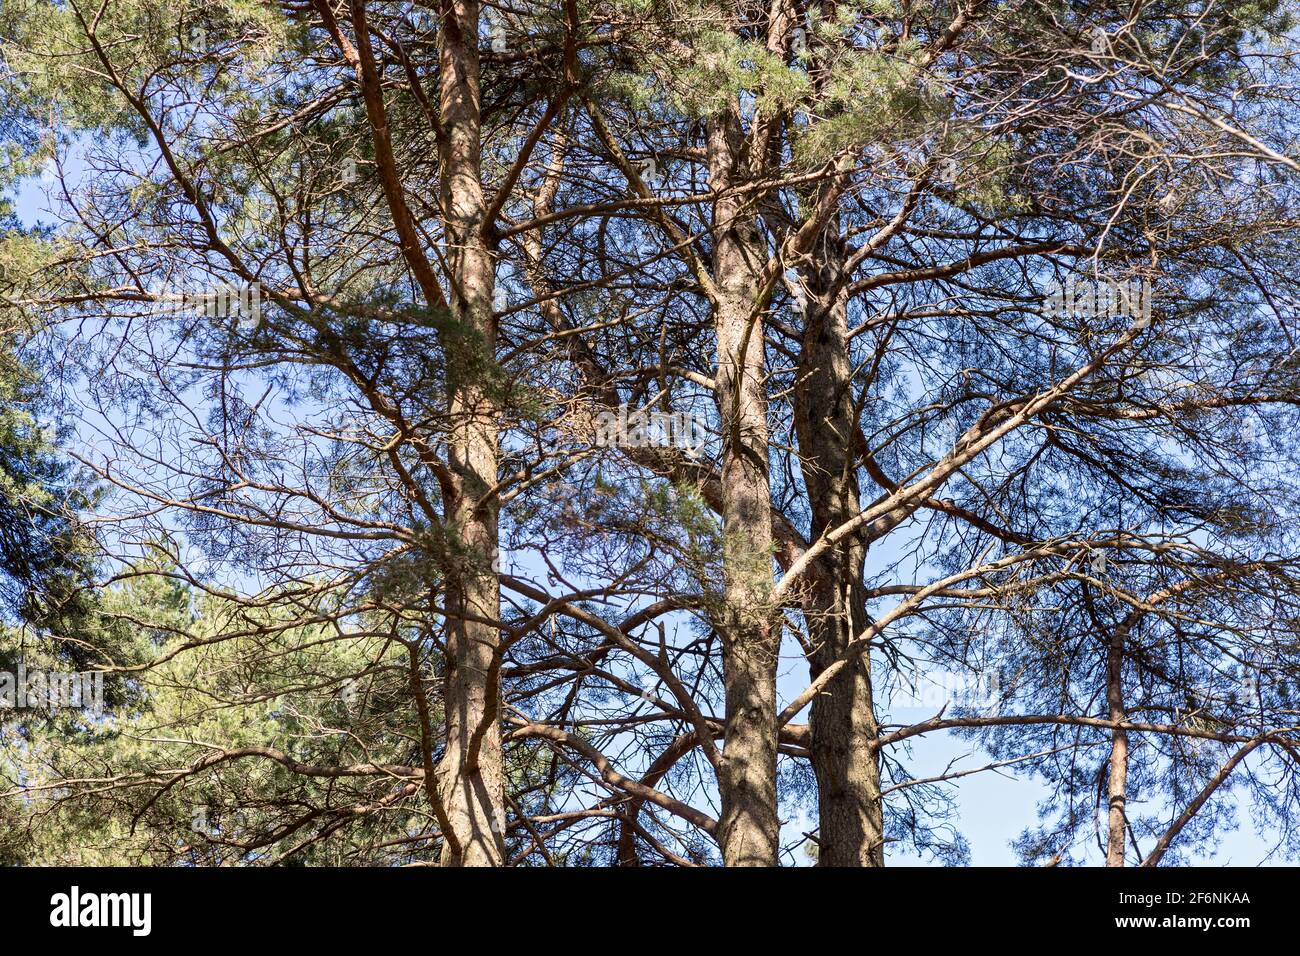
[1105, 625, 1129, 867]
[805, 577, 883, 866]
[436, 0, 505, 866]
[708, 110, 781, 867]
[792, 230, 884, 866]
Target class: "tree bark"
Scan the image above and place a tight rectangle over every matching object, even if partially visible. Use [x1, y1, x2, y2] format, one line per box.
[708, 109, 781, 867]
[792, 228, 884, 866]
[436, 0, 505, 866]
[1105, 624, 1129, 867]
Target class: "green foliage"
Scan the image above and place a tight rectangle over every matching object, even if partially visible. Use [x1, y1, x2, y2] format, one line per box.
[4, 566, 433, 865]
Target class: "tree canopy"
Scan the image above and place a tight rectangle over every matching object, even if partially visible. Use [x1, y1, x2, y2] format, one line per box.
[3, 0, 1300, 867]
